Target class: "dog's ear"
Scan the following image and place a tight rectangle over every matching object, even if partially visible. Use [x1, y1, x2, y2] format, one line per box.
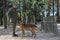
[18, 18, 21, 21]
[18, 18, 23, 24]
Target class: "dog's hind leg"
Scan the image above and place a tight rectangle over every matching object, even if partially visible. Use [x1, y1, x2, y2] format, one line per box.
[31, 28, 36, 38]
[34, 32, 36, 38]
[32, 32, 36, 38]
[22, 30, 25, 37]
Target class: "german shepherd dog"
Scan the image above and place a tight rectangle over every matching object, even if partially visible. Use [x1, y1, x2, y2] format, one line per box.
[18, 19, 37, 38]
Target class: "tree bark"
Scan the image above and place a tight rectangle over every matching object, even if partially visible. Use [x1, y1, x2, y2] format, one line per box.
[3, 0, 7, 29]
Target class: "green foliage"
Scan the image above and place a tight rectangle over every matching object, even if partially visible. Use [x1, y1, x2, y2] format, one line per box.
[13, 0, 23, 4]
[12, 0, 49, 19]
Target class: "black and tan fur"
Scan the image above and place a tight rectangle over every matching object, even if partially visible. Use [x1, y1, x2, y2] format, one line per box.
[18, 19, 37, 37]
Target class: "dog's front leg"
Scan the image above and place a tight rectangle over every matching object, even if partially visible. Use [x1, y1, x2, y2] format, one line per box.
[22, 30, 25, 37]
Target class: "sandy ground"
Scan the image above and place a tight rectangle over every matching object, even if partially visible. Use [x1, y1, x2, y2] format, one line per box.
[0, 24, 60, 40]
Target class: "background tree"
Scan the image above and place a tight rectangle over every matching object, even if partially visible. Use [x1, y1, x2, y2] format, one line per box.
[3, 0, 7, 29]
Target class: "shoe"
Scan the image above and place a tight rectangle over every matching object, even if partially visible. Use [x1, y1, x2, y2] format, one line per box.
[13, 34, 18, 37]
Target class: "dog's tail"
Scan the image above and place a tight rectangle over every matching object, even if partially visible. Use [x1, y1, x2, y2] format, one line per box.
[34, 25, 41, 32]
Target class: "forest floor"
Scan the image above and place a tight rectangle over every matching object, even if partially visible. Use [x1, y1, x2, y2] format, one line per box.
[0, 23, 60, 40]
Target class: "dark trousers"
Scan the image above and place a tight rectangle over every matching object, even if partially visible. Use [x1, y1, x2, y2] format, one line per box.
[12, 18, 17, 35]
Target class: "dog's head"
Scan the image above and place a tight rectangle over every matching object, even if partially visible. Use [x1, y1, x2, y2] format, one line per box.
[18, 19, 23, 24]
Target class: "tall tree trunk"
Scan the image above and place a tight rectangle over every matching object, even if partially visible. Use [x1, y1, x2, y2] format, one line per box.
[3, 0, 7, 29]
[0, 0, 3, 25]
[23, 0, 27, 23]
[47, 0, 51, 16]
[57, 0, 59, 22]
